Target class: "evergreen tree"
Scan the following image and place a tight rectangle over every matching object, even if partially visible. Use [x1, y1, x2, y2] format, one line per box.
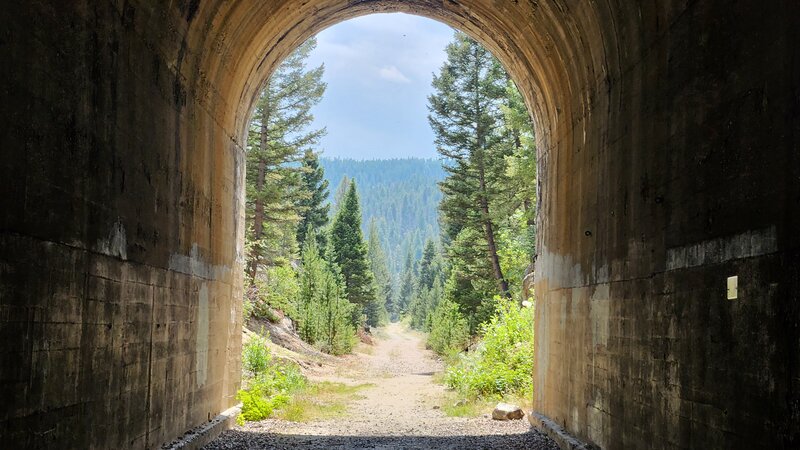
[417, 239, 438, 292]
[330, 180, 378, 325]
[367, 220, 393, 321]
[319, 158, 446, 280]
[297, 149, 330, 249]
[298, 230, 356, 355]
[499, 78, 537, 264]
[428, 31, 512, 297]
[246, 37, 326, 279]
[396, 250, 416, 314]
[332, 175, 350, 214]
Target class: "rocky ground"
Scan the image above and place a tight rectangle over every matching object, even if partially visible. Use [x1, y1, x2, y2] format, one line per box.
[203, 323, 558, 450]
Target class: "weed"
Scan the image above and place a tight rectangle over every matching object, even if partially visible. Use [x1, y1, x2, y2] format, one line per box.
[274, 382, 375, 422]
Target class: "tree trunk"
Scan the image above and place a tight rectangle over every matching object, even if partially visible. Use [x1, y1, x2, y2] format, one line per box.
[247, 115, 269, 279]
[477, 161, 510, 297]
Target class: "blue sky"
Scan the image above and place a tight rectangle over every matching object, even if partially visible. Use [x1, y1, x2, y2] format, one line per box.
[305, 14, 455, 160]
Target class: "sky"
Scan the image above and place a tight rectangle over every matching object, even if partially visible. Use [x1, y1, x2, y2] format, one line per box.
[304, 14, 455, 160]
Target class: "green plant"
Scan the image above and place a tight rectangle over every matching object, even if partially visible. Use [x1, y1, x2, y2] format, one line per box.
[444, 298, 534, 399]
[242, 332, 271, 376]
[274, 382, 374, 422]
[427, 297, 470, 356]
[237, 359, 307, 423]
[297, 232, 358, 355]
[247, 265, 300, 321]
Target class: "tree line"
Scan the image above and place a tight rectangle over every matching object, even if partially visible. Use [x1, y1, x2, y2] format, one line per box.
[244, 38, 391, 354]
[403, 31, 537, 349]
[243, 31, 536, 358]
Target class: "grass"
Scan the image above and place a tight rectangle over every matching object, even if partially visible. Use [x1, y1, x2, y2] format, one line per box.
[274, 381, 375, 422]
[437, 390, 532, 418]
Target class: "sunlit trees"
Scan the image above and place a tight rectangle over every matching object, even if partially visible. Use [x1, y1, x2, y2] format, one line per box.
[245, 37, 326, 280]
[428, 32, 513, 298]
[297, 231, 356, 355]
[296, 149, 331, 250]
[330, 181, 379, 326]
[367, 220, 393, 323]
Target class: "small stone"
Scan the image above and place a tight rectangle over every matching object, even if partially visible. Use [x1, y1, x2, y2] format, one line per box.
[433, 405, 440, 409]
[492, 403, 524, 420]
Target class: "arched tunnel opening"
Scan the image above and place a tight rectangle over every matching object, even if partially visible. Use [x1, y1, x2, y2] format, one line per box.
[1, 1, 798, 449]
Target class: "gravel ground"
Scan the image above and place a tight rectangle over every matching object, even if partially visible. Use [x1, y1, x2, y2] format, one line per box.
[204, 323, 558, 450]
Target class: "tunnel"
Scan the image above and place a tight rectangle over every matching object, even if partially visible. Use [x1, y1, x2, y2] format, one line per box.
[1, 1, 799, 448]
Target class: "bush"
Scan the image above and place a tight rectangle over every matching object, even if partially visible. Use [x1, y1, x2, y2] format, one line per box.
[246, 265, 300, 321]
[444, 298, 534, 399]
[427, 297, 470, 356]
[237, 345, 307, 423]
[242, 332, 271, 376]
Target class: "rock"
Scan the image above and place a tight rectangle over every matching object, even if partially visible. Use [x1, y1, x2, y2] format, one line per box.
[492, 403, 525, 420]
[432, 405, 440, 409]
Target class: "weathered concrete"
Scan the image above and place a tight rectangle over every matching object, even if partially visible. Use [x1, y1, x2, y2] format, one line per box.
[0, 1, 798, 449]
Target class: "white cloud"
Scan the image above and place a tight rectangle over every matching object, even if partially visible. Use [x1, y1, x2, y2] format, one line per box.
[377, 65, 411, 83]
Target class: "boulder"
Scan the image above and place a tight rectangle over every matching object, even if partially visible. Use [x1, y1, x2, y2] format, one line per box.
[492, 403, 525, 420]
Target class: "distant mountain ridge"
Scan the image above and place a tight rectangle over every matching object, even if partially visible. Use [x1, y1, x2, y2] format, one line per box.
[320, 157, 445, 280]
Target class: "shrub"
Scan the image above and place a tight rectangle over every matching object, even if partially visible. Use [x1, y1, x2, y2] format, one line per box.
[237, 356, 307, 423]
[427, 297, 470, 356]
[242, 332, 271, 376]
[444, 298, 534, 399]
[246, 265, 300, 321]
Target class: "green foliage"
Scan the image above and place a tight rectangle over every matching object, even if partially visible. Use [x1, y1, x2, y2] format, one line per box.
[330, 181, 378, 325]
[321, 158, 445, 279]
[396, 251, 417, 315]
[497, 209, 534, 291]
[427, 297, 470, 356]
[242, 333, 272, 376]
[245, 36, 326, 280]
[444, 299, 534, 399]
[429, 31, 515, 301]
[297, 231, 357, 355]
[408, 279, 443, 331]
[296, 150, 331, 249]
[246, 265, 300, 321]
[275, 382, 374, 422]
[367, 220, 392, 323]
[238, 335, 307, 423]
[425, 32, 537, 325]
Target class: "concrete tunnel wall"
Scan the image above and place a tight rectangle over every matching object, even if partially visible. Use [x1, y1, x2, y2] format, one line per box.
[0, 1, 798, 449]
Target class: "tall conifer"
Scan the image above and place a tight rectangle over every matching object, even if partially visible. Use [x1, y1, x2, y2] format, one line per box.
[297, 149, 330, 249]
[428, 31, 512, 297]
[330, 180, 378, 325]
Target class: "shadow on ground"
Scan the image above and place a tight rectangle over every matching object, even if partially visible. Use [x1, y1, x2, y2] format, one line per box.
[203, 429, 559, 449]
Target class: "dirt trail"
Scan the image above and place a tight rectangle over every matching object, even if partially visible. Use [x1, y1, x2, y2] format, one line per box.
[204, 322, 557, 449]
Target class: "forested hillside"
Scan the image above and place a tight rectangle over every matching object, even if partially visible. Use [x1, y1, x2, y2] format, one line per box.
[321, 158, 445, 279]
[240, 31, 538, 424]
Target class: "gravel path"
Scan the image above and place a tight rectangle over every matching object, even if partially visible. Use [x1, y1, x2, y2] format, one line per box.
[204, 323, 558, 450]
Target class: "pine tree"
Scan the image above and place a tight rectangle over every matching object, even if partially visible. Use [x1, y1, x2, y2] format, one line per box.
[297, 149, 330, 249]
[332, 175, 350, 214]
[330, 180, 378, 325]
[428, 31, 512, 297]
[499, 78, 537, 264]
[246, 37, 326, 279]
[396, 250, 416, 314]
[367, 220, 393, 321]
[417, 239, 438, 292]
[298, 230, 356, 355]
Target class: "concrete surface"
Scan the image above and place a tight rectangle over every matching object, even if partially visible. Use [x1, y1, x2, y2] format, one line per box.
[0, 1, 798, 449]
